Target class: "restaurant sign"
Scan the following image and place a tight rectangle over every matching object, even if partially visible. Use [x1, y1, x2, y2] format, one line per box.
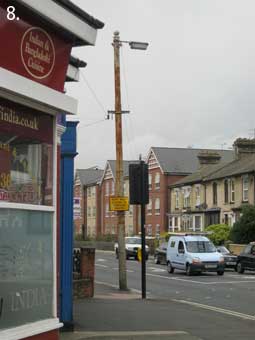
[0, 0, 72, 92]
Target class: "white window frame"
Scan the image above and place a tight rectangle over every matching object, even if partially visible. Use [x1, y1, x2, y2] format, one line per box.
[155, 198, 160, 215]
[242, 175, 249, 202]
[148, 174, 152, 190]
[195, 185, 201, 207]
[193, 215, 202, 232]
[0, 117, 62, 339]
[175, 189, 179, 209]
[105, 202, 109, 217]
[111, 181, 115, 195]
[105, 181, 109, 196]
[147, 199, 152, 215]
[156, 224, 160, 236]
[147, 224, 152, 236]
[183, 187, 191, 208]
[155, 172, 160, 189]
[230, 179, 235, 203]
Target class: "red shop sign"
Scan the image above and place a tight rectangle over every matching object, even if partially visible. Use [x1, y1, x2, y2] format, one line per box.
[0, 0, 72, 92]
[0, 97, 53, 144]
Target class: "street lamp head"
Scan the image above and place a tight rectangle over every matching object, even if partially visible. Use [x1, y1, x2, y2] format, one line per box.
[129, 41, 149, 50]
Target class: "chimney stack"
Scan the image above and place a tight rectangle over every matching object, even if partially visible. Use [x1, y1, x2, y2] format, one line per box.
[233, 138, 255, 159]
[197, 151, 221, 168]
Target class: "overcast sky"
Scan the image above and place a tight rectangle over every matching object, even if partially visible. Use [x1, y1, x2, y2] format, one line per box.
[67, 0, 255, 170]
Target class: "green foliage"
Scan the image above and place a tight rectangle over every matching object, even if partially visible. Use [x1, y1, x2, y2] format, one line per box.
[230, 205, 255, 244]
[74, 233, 85, 241]
[205, 224, 231, 245]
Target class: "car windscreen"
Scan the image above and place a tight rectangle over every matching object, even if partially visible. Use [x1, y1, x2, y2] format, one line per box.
[125, 238, 141, 244]
[185, 241, 216, 253]
[217, 246, 229, 254]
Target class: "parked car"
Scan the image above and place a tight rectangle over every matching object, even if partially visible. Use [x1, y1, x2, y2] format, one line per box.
[166, 234, 225, 276]
[216, 246, 237, 270]
[154, 242, 167, 264]
[114, 236, 149, 260]
[236, 242, 255, 274]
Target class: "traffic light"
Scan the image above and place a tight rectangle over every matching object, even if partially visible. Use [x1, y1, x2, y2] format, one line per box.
[129, 162, 149, 205]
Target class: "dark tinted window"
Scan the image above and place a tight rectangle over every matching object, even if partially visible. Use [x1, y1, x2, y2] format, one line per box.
[178, 241, 184, 253]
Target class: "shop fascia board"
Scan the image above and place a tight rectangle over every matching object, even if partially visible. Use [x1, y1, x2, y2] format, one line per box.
[16, 0, 97, 45]
[0, 67, 77, 116]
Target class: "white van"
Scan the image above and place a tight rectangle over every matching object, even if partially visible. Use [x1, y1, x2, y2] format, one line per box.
[166, 234, 225, 276]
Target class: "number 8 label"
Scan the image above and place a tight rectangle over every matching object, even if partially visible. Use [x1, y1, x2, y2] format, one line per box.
[7, 6, 16, 21]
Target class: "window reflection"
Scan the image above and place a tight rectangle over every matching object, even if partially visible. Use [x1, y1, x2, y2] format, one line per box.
[0, 134, 53, 206]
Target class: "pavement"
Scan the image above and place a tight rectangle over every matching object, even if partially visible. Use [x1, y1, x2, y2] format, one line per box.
[60, 282, 202, 340]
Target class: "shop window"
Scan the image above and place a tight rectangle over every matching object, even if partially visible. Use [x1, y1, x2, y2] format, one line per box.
[0, 209, 53, 329]
[0, 99, 53, 206]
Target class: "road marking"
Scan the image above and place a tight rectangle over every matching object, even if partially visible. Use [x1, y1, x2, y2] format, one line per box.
[172, 299, 255, 321]
[227, 274, 255, 279]
[148, 267, 166, 273]
[73, 331, 188, 338]
[147, 273, 210, 285]
[97, 258, 107, 262]
[146, 273, 255, 285]
[112, 267, 134, 273]
[95, 264, 108, 268]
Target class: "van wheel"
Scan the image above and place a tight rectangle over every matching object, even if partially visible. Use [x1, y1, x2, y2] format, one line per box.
[237, 262, 244, 274]
[186, 264, 192, 276]
[167, 261, 174, 273]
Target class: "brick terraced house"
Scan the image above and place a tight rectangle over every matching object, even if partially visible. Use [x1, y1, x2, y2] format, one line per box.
[146, 147, 234, 236]
[100, 160, 141, 237]
[74, 167, 103, 238]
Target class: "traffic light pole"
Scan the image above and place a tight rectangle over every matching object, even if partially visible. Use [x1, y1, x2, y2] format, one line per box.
[139, 158, 146, 299]
[141, 197, 146, 299]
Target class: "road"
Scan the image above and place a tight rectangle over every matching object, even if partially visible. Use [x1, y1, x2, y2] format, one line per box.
[95, 251, 255, 318]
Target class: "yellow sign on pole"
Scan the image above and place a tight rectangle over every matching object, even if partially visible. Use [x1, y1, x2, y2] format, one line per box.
[109, 196, 129, 211]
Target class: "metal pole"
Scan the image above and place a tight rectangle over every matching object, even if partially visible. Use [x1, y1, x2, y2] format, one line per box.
[113, 31, 127, 290]
[140, 160, 146, 299]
